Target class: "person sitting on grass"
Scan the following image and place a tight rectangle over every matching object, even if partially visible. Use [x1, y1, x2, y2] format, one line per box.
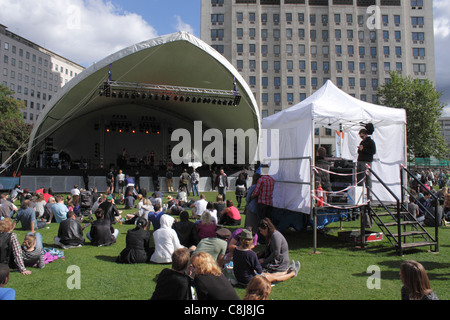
[172, 211, 199, 248]
[189, 251, 240, 300]
[232, 229, 263, 286]
[191, 228, 231, 268]
[400, 260, 439, 300]
[51, 195, 69, 223]
[21, 234, 45, 269]
[243, 275, 272, 300]
[218, 200, 241, 226]
[87, 208, 119, 247]
[117, 218, 151, 264]
[13, 200, 47, 232]
[147, 203, 164, 231]
[150, 214, 184, 264]
[99, 195, 122, 224]
[196, 210, 217, 240]
[150, 247, 194, 300]
[125, 197, 153, 224]
[256, 218, 300, 283]
[54, 211, 86, 249]
[0, 218, 31, 275]
[124, 191, 135, 210]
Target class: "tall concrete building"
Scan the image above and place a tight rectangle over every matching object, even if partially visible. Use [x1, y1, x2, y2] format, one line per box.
[201, 0, 435, 153]
[0, 24, 85, 124]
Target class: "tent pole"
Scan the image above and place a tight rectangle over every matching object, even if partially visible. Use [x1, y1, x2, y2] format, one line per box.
[310, 120, 320, 254]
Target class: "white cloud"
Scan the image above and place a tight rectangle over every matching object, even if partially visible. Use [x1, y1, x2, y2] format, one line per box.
[433, 0, 450, 106]
[174, 15, 195, 35]
[0, 0, 158, 67]
[434, 0, 450, 39]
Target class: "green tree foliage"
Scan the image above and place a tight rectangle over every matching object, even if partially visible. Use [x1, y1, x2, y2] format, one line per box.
[377, 72, 448, 159]
[0, 85, 32, 153]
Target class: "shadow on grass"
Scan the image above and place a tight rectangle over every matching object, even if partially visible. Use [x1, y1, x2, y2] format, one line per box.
[282, 227, 395, 254]
[95, 255, 118, 263]
[351, 259, 450, 282]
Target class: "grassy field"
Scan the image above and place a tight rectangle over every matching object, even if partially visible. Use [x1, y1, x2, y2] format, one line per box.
[6, 191, 450, 301]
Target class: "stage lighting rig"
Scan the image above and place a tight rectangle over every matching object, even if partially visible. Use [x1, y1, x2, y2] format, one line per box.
[99, 80, 242, 106]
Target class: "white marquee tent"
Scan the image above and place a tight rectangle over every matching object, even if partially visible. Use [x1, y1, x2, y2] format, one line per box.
[262, 80, 407, 214]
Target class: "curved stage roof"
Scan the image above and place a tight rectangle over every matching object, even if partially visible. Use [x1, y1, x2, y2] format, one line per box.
[28, 32, 260, 168]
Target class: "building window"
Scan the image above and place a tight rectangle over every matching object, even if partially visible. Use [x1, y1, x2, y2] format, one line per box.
[274, 77, 281, 87]
[334, 14, 341, 24]
[299, 60, 306, 70]
[412, 32, 425, 41]
[413, 63, 426, 73]
[298, 13, 304, 23]
[360, 62, 366, 72]
[261, 13, 267, 23]
[211, 13, 224, 23]
[262, 77, 268, 86]
[412, 48, 425, 57]
[287, 76, 294, 86]
[411, 16, 424, 26]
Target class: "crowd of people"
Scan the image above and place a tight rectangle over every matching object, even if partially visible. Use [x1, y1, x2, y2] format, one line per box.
[407, 168, 450, 226]
[0, 165, 442, 301]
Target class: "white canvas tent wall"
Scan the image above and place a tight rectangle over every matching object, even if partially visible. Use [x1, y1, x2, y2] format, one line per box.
[262, 80, 407, 214]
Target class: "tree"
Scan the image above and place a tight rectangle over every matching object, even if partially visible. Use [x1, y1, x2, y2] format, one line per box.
[377, 71, 448, 159]
[0, 85, 32, 159]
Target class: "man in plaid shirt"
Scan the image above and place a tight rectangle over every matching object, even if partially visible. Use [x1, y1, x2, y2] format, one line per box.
[251, 174, 274, 220]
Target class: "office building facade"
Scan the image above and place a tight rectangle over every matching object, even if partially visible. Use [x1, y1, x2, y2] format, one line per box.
[0, 24, 85, 124]
[201, 0, 435, 153]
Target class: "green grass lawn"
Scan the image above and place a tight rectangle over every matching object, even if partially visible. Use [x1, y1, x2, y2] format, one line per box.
[6, 192, 450, 301]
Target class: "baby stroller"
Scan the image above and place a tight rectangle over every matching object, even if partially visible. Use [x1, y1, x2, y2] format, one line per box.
[80, 190, 93, 221]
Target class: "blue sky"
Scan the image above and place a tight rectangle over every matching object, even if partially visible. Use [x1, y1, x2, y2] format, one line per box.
[112, 0, 201, 37]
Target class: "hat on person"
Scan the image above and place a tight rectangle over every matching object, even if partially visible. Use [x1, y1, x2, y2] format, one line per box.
[239, 229, 253, 241]
[216, 228, 231, 239]
[107, 195, 114, 201]
[167, 195, 173, 201]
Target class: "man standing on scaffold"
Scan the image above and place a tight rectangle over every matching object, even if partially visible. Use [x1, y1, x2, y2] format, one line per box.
[357, 126, 376, 227]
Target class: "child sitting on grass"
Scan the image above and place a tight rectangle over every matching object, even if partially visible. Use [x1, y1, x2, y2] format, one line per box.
[21, 234, 45, 269]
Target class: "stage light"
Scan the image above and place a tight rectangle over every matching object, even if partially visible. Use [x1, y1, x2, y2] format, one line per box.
[212, 99, 217, 104]
[185, 97, 190, 102]
[118, 92, 124, 98]
[141, 93, 147, 99]
[179, 96, 184, 102]
[174, 96, 178, 101]
[112, 91, 117, 98]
